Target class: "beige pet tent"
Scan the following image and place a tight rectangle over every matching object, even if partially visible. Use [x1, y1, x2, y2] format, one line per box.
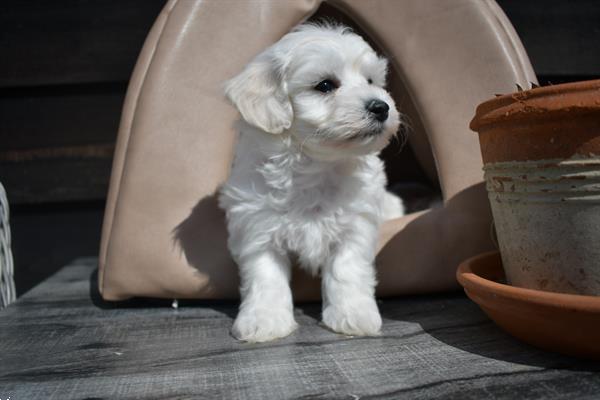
[98, 0, 536, 301]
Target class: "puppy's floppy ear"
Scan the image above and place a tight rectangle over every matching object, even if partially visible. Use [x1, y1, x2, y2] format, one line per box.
[225, 53, 292, 134]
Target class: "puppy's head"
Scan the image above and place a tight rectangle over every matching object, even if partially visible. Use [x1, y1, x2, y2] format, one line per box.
[225, 24, 400, 158]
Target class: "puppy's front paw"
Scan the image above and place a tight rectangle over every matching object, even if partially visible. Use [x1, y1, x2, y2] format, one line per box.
[322, 298, 382, 337]
[232, 307, 298, 343]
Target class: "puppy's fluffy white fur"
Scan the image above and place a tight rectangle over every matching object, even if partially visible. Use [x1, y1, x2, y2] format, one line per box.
[219, 24, 404, 342]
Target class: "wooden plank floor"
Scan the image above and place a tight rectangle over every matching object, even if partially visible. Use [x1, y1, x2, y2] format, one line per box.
[1, 259, 599, 399]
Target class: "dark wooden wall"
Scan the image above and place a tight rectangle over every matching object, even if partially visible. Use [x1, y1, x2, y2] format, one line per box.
[2, 0, 599, 295]
[1, 0, 167, 294]
[1, 0, 166, 205]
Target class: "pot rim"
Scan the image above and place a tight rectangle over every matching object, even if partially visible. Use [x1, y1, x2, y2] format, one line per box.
[470, 79, 600, 132]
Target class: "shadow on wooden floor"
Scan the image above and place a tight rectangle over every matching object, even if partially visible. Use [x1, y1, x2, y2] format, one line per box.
[381, 293, 600, 372]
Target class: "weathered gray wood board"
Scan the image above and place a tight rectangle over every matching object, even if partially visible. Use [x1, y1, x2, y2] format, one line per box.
[1, 259, 599, 399]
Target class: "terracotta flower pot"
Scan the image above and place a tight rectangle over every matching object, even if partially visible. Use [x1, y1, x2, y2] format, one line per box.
[470, 80, 600, 295]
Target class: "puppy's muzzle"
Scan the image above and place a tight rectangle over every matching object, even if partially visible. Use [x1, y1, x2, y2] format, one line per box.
[365, 99, 389, 122]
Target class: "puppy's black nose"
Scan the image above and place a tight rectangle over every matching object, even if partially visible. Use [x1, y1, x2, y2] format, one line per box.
[365, 99, 389, 122]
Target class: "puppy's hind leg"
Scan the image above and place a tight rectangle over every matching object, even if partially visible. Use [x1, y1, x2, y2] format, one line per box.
[382, 191, 405, 220]
[232, 250, 298, 342]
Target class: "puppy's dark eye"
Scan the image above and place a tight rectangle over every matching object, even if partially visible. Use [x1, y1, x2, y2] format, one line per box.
[367, 78, 373, 84]
[314, 79, 338, 93]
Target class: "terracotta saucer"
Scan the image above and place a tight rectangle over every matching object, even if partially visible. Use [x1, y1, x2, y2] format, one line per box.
[457, 251, 600, 360]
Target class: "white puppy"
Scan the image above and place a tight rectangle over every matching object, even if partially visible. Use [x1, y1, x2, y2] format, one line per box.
[219, 24, 404, 342]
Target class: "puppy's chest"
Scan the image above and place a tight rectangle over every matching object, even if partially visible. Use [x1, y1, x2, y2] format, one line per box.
[266, 168, 370, 267]
[271, 168, 359, 218]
